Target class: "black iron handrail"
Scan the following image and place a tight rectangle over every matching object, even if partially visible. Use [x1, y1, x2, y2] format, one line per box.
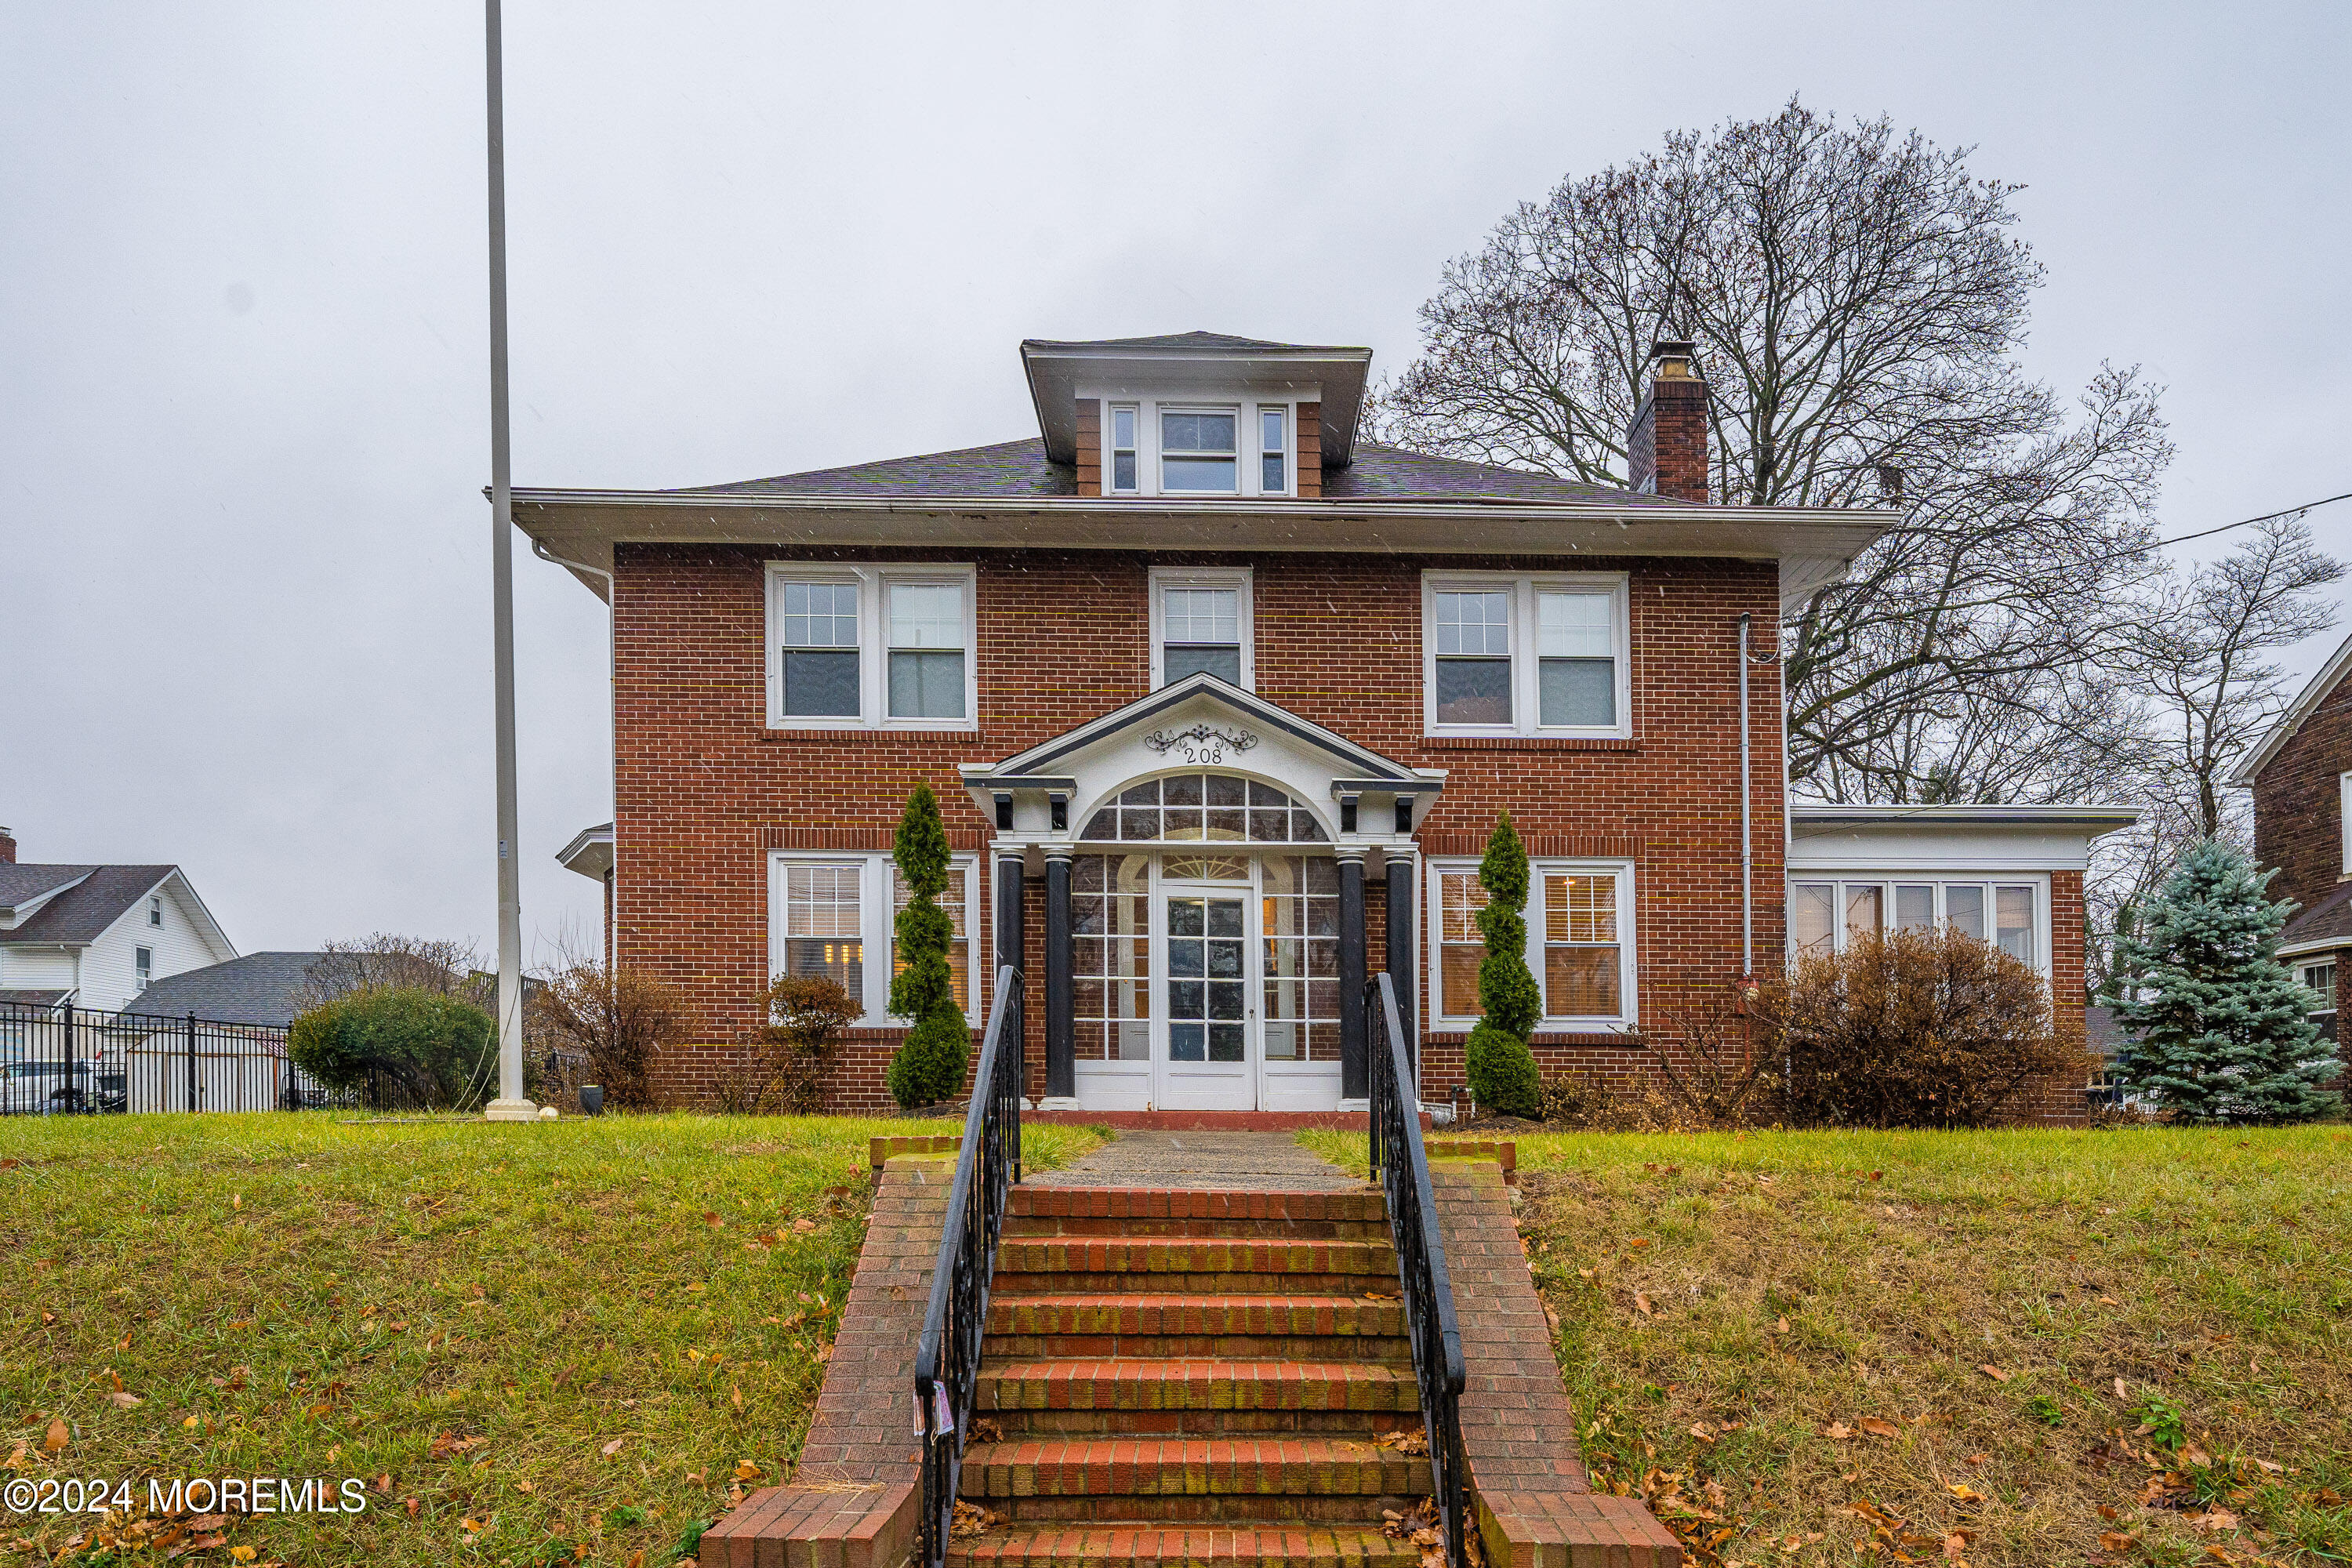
[1367, 971, 1470, 1568]
[913, 966, 1024, 1568]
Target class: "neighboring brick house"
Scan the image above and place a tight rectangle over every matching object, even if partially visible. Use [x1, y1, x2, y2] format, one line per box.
[517, 330, 2129, 1116]
[2232, 630, 2352, 1046]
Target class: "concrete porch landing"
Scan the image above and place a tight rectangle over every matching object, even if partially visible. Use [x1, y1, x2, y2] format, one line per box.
[1028, 1131, 1364, 1192]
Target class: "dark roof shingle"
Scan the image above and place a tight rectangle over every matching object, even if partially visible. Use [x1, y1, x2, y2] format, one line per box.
[124, 953, 324, 1026]
[0, 866, 174, 946]
[695, 438, 1666, 507]
[0, 865, 94, 909]
[2281, 882, 2352, 953]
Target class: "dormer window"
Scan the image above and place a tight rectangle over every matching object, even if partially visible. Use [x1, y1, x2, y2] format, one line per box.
[1109, 404, 1139, 494]
[1160, 408, 1237, 493]
[1259, 407, 1287, 494]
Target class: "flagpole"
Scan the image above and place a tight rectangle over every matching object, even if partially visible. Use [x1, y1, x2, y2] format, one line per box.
[483, 0, 536, 1122]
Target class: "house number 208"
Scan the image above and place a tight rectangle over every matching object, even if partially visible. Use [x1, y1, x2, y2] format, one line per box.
[1143, 724, 1259, 765]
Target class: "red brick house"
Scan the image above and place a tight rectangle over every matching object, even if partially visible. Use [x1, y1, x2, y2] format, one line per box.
[2233, 630, 2352, 1045]
[515, 331, 2129, 1115]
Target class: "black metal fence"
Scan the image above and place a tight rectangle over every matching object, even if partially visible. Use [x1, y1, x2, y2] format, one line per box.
[0, 1002, 588, 1115]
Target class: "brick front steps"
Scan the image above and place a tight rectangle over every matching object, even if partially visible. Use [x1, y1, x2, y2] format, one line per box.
[953, 1185, 1428, 1565]
[706, 1145, 1681, 1568]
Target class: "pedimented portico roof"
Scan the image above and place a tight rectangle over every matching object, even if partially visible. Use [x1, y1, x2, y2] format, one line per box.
[971, 673, 1426, 790]
[960, 673, 1440, 844]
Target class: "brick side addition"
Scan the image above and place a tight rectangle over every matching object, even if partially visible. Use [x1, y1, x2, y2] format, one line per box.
[1427, 1149, 1681, 1567]
[703, 1152, 955, 1568]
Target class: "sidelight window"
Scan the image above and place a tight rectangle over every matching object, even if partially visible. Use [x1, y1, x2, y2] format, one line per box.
[1261, 856, 1340, 1062]
[1072, 855, 1152, 1062]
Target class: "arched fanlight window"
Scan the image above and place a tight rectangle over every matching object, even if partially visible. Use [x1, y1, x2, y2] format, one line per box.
[1080, 773, 1329, 844]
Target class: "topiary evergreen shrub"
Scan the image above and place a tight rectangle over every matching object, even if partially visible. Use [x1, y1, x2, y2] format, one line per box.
[885, 783, 971, 1109]
[1464, 811, 1544, 1119]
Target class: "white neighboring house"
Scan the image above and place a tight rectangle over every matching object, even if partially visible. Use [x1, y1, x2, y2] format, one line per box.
[0, 833, 238, 1015]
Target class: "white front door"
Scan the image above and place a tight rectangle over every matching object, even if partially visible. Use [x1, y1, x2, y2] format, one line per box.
[1155, 887, 1254, 1110]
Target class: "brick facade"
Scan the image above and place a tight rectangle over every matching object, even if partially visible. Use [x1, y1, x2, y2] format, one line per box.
[2252, 660, 2351, 918]
[613, 543, 1787, 1112]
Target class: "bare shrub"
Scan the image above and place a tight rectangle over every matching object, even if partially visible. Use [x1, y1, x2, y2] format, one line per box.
[528, 959, 695, 1111]
[298, 935, 482, 1011]
[1634, 994, 1783, 1129]
[760, 975, 860, 1114]
[1774, 927, 2082, 1128]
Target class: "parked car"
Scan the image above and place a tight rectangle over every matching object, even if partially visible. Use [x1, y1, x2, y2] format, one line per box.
[0, 1060, 125, 1114]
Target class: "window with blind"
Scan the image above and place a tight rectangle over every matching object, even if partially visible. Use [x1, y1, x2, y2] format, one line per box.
[771, 853, 978, 1024]
[1785, 877, 2045, 971]
[1435, 860, 1635, 1026]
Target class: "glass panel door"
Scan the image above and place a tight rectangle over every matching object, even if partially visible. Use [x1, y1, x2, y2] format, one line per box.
[1158, 890, 1254, 1108]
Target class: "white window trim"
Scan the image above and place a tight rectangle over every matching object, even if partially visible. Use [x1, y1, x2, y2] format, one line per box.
[1426, 856, 1639, 1033]
[1148, 566, 1254, 691]
[764, 563, 978, 731]
[1108, 403, 1141, 495]
[148, 896, 162, 928]
[1783, 873, 2052, 977]
[1080, 391, 1300, 500]
[1420, 572, 1632, 739]
[1258, 405, 1290, 497]
[2339, 771, 2351, 875]
[767, 850, 981, 1028]
[1158, 404, 1244, 495]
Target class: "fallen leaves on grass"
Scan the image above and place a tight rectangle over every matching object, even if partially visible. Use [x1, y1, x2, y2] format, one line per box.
[1858, 1417, 1900, 1438]
[1976, 1363, 2010, 1382]
[601, 1438, 626, 1457]
[42, 1419, 67, 1453]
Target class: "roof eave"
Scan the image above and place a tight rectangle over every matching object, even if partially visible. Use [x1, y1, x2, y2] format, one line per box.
[2230, 629, 2352, 785]
[1020, 341, 1376, 468]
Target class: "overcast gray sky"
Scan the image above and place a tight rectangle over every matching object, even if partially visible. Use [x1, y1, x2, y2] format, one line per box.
[4, 2, 2347, 963]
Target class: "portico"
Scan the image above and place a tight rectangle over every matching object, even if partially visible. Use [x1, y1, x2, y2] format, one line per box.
[962, 671, 1439, 1112]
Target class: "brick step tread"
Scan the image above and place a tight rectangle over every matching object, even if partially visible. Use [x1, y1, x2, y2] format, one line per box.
[989, 1294, 1406, 1338]
[998, 1239, 1397, 1275]
[1009, 1189, 1386, 1224]
[978, 1360, 1418, 1414]
[949, 1525, 1417, 1568]
[1006, 1217, 1390, 1240]
[997, 1273, 1398, 1300]
[960, 1437, 1433, 1499]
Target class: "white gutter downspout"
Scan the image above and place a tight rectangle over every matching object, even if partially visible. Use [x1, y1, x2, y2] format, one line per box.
[1738, 612, 1780, 984]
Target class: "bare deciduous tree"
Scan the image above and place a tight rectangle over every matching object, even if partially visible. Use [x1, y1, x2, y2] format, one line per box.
[296, 934, 481, 1011]
[1373, 99, 2172, 801]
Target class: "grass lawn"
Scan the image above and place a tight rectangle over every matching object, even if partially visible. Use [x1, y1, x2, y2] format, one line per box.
[0, 1112, 1103, 1568]
[1303, 1126, 2352, 1568]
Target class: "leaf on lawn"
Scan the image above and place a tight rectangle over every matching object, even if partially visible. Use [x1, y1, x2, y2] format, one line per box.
[42, 1418, 67, 1453]
[1817, 1421, 1854, 1439]
[230, 1547, 256, 1563]
[2115, 1377, 2129, 1399]
[2100, 1531, 2137, 1552]
[231, 1194, 241, 1210]
[1858, 1418, 1899, 1438]
[1687, 1425, 1716, 1444]
[107, 1391, 141, 1409]
[1633, 1294, 1653, 1316]
[459, 1517, 484, 1534]
[1628, 1238, 1651, 1249]
[626, 1554, 644, 1568]
[1774, 1317, 1790, 1334]
[793, 1218, 818, 1234]
[3, 1439, 22, 1468]
[404, 1498, 420, 1518]
[733, 1459, 761, 1481]
[1947, 1483, 1987, 1504]
[601, 1439, 626, 1457]
[1976, 1363, 2009, 1382]
[731, 1386, 744, 1410]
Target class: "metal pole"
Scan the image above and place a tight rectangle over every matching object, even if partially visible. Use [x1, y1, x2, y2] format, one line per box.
[483, 0, 534, 1120]
[187, 1012, 198, 1114]
[63, 1005, 75, 1115]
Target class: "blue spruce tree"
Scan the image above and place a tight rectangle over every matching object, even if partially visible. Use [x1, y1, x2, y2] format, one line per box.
[2114, 837, 2338, 1124]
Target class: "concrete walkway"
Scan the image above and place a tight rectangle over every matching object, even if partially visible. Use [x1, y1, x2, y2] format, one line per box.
[1029, 1128, 1366, 1191]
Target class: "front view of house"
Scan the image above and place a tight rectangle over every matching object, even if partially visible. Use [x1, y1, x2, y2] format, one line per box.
[517, 331, 2125, 1116]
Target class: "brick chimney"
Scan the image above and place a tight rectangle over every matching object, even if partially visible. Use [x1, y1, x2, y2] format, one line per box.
[0, 826, 14, 863]
[1626, 339, 1710, 503]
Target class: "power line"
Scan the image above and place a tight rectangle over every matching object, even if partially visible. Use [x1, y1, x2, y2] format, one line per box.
[2141, 489, 2352, 554]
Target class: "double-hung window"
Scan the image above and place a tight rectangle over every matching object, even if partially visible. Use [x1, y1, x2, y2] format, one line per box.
[1424, 573, 1630, 736]
[135, 946, 152, 993]
[771, 852, 980, 1025]
[1433, 860, 1636, 1029]
[766, 564, 975, 729]
[148, 896, 163, 929]
[1109, 404, 1139, 494]
[1258, 406, 1287, 494]
[1788, 877, 2045, 971]
[1151, 567, 1252, 688]
[1160, 408, 1238, 493]
[2302, 960, 2339, 1040]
